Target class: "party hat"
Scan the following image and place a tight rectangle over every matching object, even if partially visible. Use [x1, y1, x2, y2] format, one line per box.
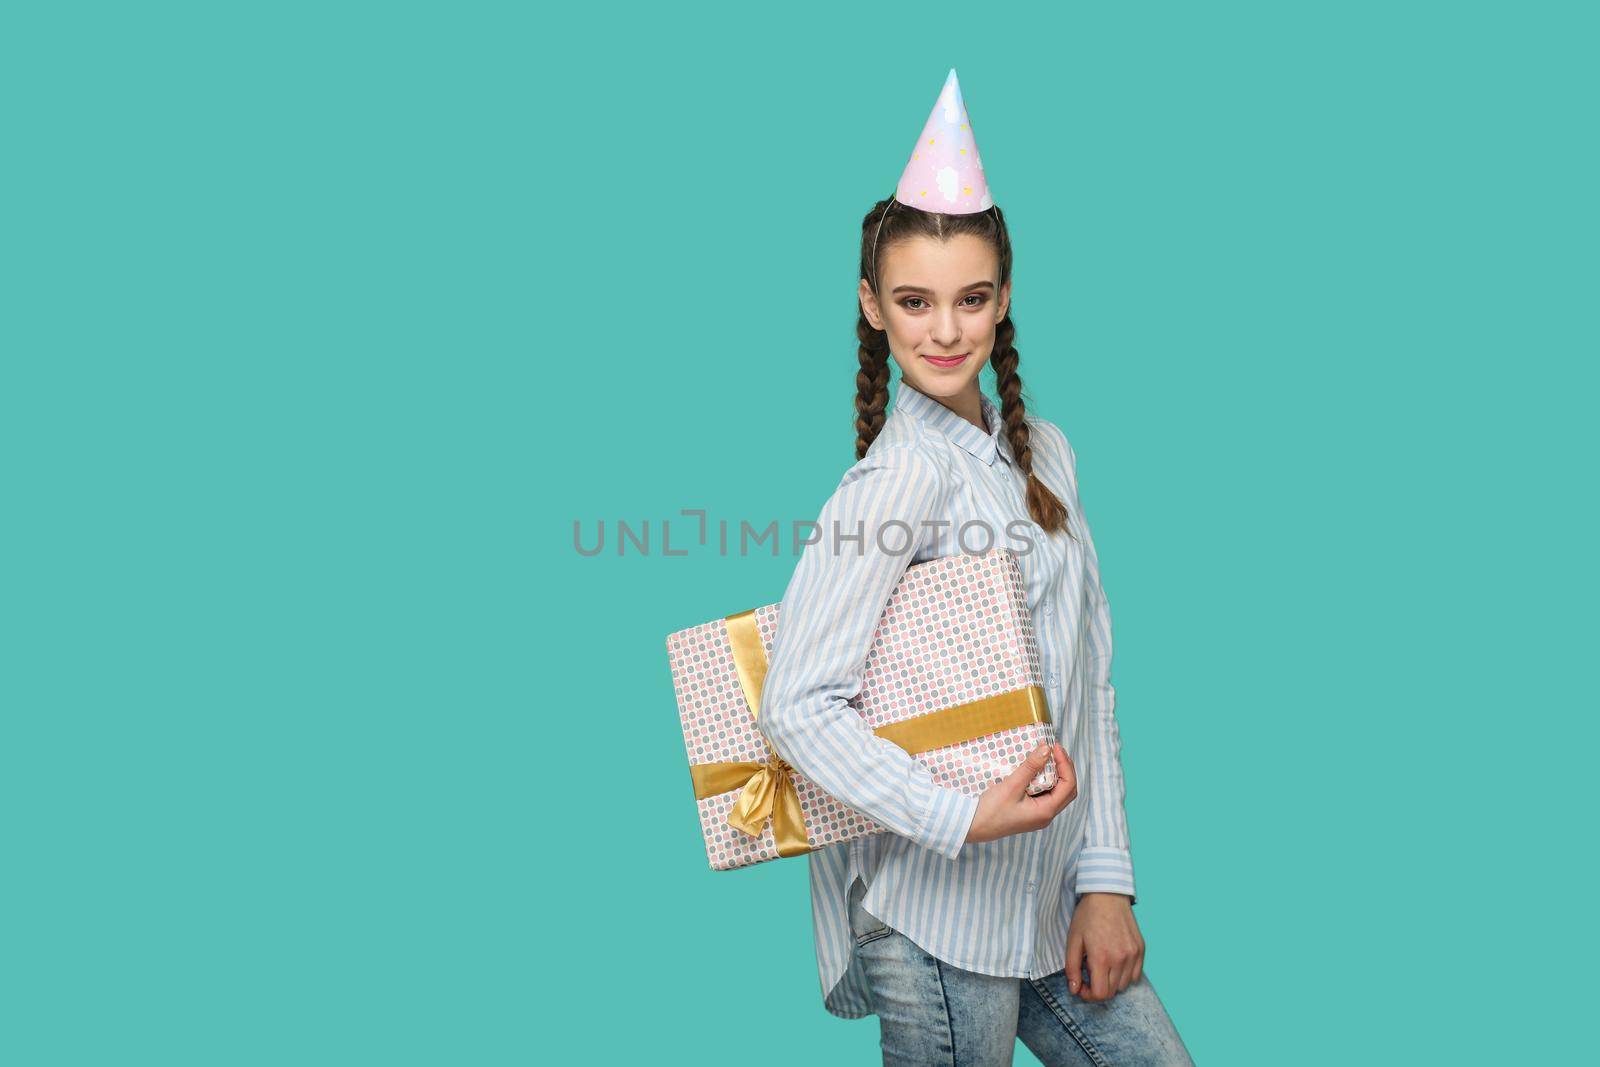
[893, 68, 993, 214]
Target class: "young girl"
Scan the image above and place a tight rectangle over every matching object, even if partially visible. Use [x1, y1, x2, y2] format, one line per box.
[757, 72, 1194, 1066]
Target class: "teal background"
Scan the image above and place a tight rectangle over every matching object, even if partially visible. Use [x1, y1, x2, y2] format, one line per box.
[4, 2, 1593, 1063]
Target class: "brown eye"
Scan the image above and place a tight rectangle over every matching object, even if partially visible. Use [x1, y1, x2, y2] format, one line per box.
[902, 297, 928, 310]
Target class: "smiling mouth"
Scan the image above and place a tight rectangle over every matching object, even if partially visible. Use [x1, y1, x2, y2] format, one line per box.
[922, 353, 970, 367]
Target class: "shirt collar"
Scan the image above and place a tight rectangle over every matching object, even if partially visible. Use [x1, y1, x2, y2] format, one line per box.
[894, 383, 1010, 467]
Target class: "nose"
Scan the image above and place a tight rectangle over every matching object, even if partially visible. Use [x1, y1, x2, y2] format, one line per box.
[929, 307, 962, 348]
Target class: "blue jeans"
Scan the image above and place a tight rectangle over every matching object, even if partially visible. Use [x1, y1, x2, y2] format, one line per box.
[848, 878, 1194, 1066]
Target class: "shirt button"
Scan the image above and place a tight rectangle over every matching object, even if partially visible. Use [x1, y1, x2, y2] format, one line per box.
[1047, 671, 1059, 687]
[1025, 880, 1037, 892]
[1043, 602, 1054, 617]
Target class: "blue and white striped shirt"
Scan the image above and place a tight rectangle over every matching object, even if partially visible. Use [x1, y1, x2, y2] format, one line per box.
[757, 382, 1138, 1019]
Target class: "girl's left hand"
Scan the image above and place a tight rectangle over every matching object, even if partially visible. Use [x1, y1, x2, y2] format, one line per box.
[1065, 893, 1144, 1001]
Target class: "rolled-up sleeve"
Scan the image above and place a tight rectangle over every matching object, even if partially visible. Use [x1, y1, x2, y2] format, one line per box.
[757, 441, 980, 861]
[1063, 437, 1138, 902]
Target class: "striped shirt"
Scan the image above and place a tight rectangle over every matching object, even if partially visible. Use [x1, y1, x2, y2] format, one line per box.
[757, 382, 1138, 1019]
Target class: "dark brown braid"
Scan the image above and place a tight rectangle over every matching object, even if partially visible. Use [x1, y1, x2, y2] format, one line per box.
[855, 197, 1075, 538]
[854, 312, 892, 461]
[990, 316, 1073, 538]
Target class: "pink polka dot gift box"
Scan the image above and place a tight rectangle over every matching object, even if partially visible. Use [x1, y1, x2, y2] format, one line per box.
[665, 548, 1058, 872]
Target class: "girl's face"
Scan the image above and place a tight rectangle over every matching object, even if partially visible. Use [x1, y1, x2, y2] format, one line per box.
[859, 232, 1011, 407]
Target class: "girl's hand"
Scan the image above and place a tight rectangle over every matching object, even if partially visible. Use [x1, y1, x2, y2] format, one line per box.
[964, 742, 1077, 845]
[1065, 893, 1144, 1001]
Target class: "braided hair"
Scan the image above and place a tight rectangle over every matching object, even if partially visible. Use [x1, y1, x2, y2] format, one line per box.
[855, 197, 1074, 538]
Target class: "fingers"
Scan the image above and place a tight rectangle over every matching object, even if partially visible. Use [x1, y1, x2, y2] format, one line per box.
[1079, 952, 1141, 1001]
[1089, 953, 1112, 1002]
[1051, 743, 1077, 804]
[1064, 929, 1084, 996]
[1077, 946, 1119, 1002]
[1000, 743, 1054, 808]
[1035, 744, 1077, 818]
[1066, 900, 1144, 1002]
[998, 743, 1078, 837]
[1007, 742, 1053, 789]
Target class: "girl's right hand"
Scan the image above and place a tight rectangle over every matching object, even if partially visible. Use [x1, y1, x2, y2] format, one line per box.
[964, 742, 1078, 844]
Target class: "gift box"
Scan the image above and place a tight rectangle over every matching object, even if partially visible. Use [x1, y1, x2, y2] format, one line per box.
[666, 548, 1058, 872]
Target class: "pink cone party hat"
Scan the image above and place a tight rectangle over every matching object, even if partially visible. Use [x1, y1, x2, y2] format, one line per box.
[893, 68, 993, 214]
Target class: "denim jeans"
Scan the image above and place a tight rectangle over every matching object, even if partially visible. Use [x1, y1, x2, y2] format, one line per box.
[848, 878, 1195, 1066]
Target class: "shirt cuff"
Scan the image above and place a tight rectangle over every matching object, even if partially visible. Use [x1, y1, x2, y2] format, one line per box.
[918, 785, 981, 860]
[1073, 845, 1137, 902]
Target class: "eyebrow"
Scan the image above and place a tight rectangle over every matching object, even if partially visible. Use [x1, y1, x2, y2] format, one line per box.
[891, 281, 996, 296]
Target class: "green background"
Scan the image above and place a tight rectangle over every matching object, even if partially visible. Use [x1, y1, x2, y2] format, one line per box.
[4, 2, 1593, 1063]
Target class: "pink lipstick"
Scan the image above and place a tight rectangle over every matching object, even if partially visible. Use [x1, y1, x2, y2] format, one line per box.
[922, 352, 969, 368]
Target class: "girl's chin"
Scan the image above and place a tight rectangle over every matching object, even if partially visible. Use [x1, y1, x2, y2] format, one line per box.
[910, 362, 981, 389]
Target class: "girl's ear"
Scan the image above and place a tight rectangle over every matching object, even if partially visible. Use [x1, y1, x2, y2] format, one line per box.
[996, 278, 1012, 322]
[859, 278, 886, 331]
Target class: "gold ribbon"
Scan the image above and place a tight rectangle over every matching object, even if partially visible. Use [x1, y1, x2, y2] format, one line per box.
[688, 607, 1052, 858]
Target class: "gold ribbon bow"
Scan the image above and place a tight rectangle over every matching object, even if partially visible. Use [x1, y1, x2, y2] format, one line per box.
[689, 746, 812, 858]
[688, 607, 1052, 858]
